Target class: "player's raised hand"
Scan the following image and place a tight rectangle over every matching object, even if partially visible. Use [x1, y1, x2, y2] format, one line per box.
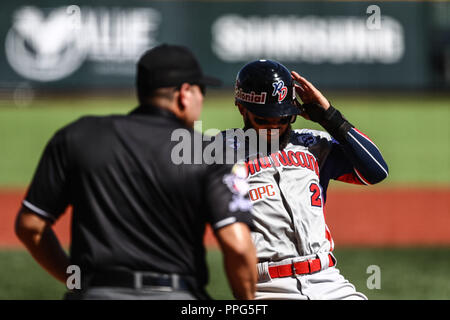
[291, 71, 330, 110]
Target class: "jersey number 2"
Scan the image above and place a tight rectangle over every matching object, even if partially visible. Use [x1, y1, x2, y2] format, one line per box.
[309, 183, 322, 207]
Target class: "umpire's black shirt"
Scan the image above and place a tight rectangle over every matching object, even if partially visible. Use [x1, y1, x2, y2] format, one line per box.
[23, 105, 252, 294]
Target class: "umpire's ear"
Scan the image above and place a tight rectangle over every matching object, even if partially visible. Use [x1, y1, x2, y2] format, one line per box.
[175, 82, 203, 128]
[177, 83, 189, 111]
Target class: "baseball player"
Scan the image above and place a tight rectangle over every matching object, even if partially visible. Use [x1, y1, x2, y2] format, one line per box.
[224, 60, 389, 300]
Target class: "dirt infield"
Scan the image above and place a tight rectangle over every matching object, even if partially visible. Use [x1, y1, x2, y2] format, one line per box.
[1, 187, 449, 248]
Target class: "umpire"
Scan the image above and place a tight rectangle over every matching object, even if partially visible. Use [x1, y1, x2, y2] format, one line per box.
[14, 44, 257, 300]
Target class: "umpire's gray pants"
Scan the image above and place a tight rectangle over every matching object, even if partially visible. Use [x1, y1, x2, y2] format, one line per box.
[64, 287, 197, 300]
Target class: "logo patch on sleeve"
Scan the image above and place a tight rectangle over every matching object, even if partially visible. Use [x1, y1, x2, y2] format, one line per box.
[222, 162, 252, 212]
[296, 133, 317, 147]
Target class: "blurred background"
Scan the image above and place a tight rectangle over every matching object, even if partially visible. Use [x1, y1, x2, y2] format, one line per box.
[0, 0, 448, 299]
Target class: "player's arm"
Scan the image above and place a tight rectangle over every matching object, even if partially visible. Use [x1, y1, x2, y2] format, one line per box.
[15, 128, 72, 283]
[329, 127, 388, 185]
[292, 71, 388, 185]
[205, 161, 257, 300]
[15, 207, 70, 284]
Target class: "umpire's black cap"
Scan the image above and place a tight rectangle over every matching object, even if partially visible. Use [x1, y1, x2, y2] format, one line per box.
[136, 44, 221, 99]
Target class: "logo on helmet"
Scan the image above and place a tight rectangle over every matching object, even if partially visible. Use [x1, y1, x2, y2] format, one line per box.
[272, 80, 288, 102]
[235, 87, 267, 105]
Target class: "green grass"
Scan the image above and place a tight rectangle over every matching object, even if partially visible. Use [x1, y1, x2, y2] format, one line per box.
[0, 99, 133, 187]
[0, 249, 67, 299]
[0, 93, 449, 187]
[333, 247, 450, 300]
[207, 247, 450, 300]
[1, 247, 450, 299]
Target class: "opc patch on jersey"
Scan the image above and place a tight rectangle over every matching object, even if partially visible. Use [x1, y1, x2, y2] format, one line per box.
[272, 80, 288, 102]
[248, 184, 276, 202]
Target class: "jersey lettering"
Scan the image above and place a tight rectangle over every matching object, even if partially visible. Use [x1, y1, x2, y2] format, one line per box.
[246, 150, 319, 177]
[309, 183, 323, 207]
[248, 184, 276, 201]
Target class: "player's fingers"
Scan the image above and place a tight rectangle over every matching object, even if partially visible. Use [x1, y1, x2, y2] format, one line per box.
[292, 72, 315, 94]
[295, 83, 313, 99]
[291, 71, 302, 82]
[296, 79, 314, 94]
[292, 72, 312, 90]
[292, 72, 320, 106]
[294, 84, 308, 102]
[293, 74, 330, 108]
[294, 84, 305, 94]
[300, 77, 314, 89]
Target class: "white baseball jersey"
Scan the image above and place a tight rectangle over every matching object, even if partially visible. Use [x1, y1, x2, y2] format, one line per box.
[221, 125, 388, 263]
[244, 128, 334, 262]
